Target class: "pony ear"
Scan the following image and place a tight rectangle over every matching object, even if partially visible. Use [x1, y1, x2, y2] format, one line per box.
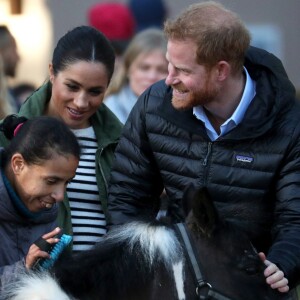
[189, 187, 219, 236]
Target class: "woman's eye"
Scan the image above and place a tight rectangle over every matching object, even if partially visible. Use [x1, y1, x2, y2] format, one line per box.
[89, 90, 101, 96]
[66, 84, 78, 91]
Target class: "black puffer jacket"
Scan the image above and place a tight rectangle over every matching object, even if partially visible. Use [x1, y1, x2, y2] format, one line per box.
[108, 47, 300, 286]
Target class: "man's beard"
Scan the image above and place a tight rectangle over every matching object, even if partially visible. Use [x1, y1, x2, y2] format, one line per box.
[171, 80, 219, 111]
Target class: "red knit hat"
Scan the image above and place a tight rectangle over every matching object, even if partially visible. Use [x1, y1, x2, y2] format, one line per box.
[88, 2, 135, 41]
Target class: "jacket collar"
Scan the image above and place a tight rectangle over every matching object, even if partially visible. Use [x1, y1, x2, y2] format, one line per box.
[155, 46, 296, 141]
[19, 81, 122, 148]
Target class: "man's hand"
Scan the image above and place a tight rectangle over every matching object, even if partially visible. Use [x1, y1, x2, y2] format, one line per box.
[259, 252, 289, 293]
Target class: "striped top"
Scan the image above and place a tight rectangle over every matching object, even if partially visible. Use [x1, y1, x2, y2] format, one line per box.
[67, 126, 107, 252]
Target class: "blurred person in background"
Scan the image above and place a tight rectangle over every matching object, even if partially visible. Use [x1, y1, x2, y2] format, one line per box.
[11, 82, 36, 109]
[87, 2, 135, 70]
[0, 25, 20, 114]
[104, 28, 168, 124]
[0, 57, 11, 119]
[128, 0, 168, 33]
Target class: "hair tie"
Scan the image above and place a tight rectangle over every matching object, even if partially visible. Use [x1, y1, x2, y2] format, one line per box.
[13, 123, 24, 137]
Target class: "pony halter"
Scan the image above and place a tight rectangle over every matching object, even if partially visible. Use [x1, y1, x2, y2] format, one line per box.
[174, 223, 233, 300]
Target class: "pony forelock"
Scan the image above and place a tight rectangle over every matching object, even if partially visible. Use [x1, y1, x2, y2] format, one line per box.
[107, 221, 184, 268]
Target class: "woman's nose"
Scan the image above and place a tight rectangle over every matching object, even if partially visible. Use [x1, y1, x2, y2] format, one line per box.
[74, 92, 88, 108]
[51, 186, 65, 202]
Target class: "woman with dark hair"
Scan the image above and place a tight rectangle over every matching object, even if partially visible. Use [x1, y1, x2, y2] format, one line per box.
[0, 114, 80, 290]
[0, 26, 123, 252]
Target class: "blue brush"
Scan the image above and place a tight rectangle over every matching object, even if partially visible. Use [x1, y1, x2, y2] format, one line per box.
[38, 234, 72, 270]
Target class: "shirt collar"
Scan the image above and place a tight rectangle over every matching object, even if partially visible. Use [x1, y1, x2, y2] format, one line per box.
[193, 67, 256, 140]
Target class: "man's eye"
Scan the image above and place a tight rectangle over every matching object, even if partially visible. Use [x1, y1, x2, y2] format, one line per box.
[47, 179, 57, 185]
[180, 69, 190, 74]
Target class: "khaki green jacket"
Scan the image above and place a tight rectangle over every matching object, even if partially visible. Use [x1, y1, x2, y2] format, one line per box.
[0, 82, 123, 250]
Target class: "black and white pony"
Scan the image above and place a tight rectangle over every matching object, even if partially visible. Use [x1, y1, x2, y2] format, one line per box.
[3, 188, 285, 300]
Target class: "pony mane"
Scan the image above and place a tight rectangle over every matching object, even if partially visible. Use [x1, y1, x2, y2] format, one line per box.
[107, 221, 186, 300]
[48, 220, 186, 299]
[107, 221, 184, 269]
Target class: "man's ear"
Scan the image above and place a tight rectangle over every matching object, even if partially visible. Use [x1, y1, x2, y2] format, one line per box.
[216, 61, 230, 81]
[11, 153, 25, 175]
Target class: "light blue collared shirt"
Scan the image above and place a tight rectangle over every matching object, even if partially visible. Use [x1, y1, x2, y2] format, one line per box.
[193, 67, 256, 141]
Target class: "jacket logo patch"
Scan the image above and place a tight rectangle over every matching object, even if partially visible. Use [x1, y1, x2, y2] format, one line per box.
[235, 155, 253, 163]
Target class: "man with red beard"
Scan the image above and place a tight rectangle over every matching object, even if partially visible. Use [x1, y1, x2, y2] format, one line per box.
[108, 1, 300, 295]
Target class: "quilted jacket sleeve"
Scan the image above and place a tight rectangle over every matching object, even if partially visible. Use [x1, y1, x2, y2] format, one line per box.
[268, 121, 300, 288]
[107, 87, 164, 225]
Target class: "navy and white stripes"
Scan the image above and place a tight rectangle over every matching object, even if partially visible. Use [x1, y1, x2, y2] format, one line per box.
[68, 126, 106, 252]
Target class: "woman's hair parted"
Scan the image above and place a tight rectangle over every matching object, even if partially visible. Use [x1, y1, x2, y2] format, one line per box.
[0, 115, 80, 166]
[52, 25, 116, 83]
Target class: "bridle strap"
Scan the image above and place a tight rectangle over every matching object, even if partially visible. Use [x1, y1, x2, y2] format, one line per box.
[174, 223, 233, 300]
[207, 290, 235, 300]
[175, 223, 206, 287]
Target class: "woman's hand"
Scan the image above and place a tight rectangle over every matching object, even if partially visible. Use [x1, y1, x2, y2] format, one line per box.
[259, 252, 289, 293]
[25, 227, 61, 269]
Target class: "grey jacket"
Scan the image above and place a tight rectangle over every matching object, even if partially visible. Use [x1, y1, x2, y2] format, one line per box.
[0, 155, 58, 290]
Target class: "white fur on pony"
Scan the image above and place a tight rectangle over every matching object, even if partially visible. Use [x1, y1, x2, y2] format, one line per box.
[108, 222, 186, 299]
[108, 222, 184, 267]
[2, 271, 71, 300]
[173, 261, 186, 300]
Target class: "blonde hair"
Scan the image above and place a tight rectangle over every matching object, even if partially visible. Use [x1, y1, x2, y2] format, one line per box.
[106, 28, 167, 96]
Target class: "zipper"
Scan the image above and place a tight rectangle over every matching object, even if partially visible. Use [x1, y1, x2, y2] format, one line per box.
[203, 142, 212, 166]
[98, 147, 108, 192]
